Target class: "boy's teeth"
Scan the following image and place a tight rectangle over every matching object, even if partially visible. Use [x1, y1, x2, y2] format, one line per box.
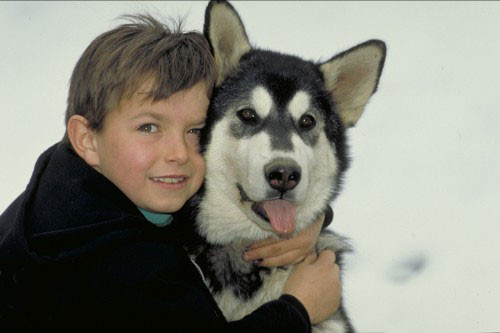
[154, 177, 184, 184]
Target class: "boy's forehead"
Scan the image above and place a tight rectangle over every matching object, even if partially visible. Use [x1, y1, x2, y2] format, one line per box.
[113, 79, 209, 120]
[130, 77, 211, 104]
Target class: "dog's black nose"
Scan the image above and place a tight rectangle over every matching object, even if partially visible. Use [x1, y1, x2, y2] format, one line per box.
[265, 158, 301, 192]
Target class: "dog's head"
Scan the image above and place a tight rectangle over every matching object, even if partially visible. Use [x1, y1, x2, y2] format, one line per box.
[197, 0, 386, 244]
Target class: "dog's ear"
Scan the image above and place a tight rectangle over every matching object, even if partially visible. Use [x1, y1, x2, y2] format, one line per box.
[320, 40, 386, 128]
[204, 0, 252, 86]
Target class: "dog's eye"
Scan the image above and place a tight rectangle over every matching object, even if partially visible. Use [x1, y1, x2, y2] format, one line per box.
[237, 108, 258, 124]
[299, 115, 316, 130]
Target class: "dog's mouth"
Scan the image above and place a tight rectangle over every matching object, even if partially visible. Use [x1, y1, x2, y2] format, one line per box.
[252, 200, 296, 235]
[238, 184, 296, 235]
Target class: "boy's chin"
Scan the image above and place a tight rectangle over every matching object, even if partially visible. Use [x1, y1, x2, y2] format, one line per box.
[141, 199, 188, 214]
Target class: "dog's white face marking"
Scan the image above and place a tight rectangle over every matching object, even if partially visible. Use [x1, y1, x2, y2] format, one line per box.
[235, 132, 271, 198]
[287, 91, 311, 121]
[234, 131, 313, 205]
[199, 95, 340, 243]
[251, 86, 273, 119]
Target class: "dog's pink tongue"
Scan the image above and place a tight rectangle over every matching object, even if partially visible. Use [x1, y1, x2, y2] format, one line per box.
[262, 200, 296, 235]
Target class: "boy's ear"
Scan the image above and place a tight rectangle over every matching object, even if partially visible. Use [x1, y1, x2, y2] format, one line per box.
[319, 40, 386, 128]
[204, 0, 252, 86]
[66, 115, 101, 168]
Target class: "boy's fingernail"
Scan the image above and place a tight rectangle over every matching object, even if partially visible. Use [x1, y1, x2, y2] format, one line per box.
[243, 252, 253, 261]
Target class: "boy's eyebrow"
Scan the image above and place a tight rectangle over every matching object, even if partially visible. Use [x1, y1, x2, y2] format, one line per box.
[192, 118, 207, 127]
[130, 111, 206, 126]
[130, 111, 164, 121]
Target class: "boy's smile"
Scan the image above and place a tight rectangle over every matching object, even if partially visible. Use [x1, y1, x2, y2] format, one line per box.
[91, 80, 209, 213]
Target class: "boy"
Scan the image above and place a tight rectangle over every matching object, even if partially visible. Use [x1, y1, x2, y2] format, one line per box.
[0, 15, 341, 331]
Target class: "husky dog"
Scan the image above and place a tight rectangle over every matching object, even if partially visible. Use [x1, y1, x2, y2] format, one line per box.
[185, 1, 386, 332]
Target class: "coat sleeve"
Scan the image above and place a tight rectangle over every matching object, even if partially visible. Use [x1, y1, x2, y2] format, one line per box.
[71, 240, 311, 333]
[225, 294, 311, 333]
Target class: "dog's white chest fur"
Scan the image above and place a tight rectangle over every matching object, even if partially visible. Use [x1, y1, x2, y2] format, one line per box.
[200, 235, 349, 333]
[213, 265, 292, 321]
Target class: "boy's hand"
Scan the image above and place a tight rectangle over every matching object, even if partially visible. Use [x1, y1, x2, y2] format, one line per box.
[284, 250, 341, 324]
[243, 213, 325, 267]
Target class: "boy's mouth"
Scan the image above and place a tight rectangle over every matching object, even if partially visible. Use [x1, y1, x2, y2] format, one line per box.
[152, 176, 186, 184]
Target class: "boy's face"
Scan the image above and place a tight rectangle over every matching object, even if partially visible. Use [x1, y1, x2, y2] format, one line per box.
[92, 80, 208, 213]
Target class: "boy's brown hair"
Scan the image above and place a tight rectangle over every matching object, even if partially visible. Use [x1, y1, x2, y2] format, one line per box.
[62, 14, 216, 145]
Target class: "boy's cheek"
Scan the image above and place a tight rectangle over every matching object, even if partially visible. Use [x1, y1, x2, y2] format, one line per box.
[191, 155, 206, 193]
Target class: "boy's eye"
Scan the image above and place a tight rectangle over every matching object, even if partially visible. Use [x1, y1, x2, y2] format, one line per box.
[188, 128, 202, 136]
[188, 128, 204, 149]
[138, 124, 159, 133]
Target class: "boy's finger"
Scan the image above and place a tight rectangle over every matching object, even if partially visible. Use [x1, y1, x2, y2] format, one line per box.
[248, 237, 279, 250]
[244, 241, 287, 261]
[258, 250, 306, 268]
[303, 252, 318, 264]
[317, 249, 336, 263]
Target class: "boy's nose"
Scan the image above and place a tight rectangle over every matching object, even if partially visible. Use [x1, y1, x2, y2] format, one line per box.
[164, 136, 189, 164]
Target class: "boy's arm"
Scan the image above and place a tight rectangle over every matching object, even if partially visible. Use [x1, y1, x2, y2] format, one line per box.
[243, 206, 334, 267]
[224, 295, 311, 333]
[81, 239, 312, 333]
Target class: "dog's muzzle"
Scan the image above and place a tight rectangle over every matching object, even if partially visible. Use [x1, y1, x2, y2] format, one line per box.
[237, 183, 297, 236]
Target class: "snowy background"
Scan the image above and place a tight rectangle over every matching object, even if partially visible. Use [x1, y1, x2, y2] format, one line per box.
[1, 2, 499, 332]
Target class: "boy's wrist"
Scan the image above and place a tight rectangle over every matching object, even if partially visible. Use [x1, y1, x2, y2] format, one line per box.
[279, 294, 312, 330]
